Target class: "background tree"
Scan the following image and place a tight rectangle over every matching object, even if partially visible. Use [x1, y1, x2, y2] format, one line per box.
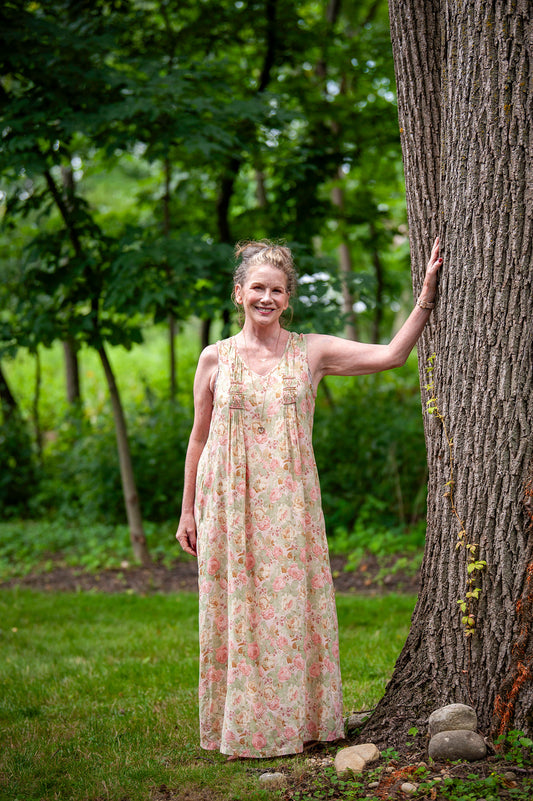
[364, 0, 533, 744]
[0, 0, 153, 564]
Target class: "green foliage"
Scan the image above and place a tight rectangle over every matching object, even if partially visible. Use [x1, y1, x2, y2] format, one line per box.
[1, 0, 408, 353]
[0, 0, 419, 562]
[495, 730, 533, 766]
[291, 764, 368, 801]
[0, 414, 38, 517]
[0, 519, 184, 578]
[36, 399, 192, 525]
[314, 363, 427, 538]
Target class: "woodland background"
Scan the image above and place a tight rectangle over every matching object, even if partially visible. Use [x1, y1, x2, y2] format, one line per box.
[0, 0, 428, 564]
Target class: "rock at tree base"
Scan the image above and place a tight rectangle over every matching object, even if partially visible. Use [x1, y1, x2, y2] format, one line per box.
[334, 743, 380, 777]
[344, 712, 372, 732]
[428, 703, 478, 736]
[428, 730, 487, 761]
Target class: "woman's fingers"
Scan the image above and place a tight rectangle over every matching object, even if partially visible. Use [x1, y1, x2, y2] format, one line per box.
[176, 528, 197, 557]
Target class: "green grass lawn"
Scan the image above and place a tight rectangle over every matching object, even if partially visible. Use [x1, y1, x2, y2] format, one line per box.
[0, 590, 415, 801]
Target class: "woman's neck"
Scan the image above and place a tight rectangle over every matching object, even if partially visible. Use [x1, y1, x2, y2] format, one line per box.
[238, 323, 288, 372]
[240, 321, 283, 347]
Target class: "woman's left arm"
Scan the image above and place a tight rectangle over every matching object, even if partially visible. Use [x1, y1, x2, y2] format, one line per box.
[307, 237, 442, 388]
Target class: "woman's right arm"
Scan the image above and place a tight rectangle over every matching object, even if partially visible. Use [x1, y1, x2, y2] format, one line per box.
[175, 344, 218, 557]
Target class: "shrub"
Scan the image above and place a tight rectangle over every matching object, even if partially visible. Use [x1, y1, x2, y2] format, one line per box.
[313, 367, 427, 536]
[37, 400, 192, 524]
[0, 414, 38, 517]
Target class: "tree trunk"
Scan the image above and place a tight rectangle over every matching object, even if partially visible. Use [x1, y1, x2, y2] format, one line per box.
[370, 223, 384, 342]
[59, 169, 82, 405]
[0, 362, 20, 421]
[63, 339, 81, 404]
[169, 313, 177, 401]
[32, 349, 43, 464]
[162, 157, 178, 401]
[362, 0, 533, 747]
[201, 318, 212, 351]
[332, 180, 358, 340]
[97, 344, 151, 567]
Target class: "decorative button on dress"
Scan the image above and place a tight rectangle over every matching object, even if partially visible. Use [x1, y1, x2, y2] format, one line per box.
[195, 332, 344, 757]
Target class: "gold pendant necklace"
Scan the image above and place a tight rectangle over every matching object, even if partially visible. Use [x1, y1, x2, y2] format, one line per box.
[241, 327, 282, 434]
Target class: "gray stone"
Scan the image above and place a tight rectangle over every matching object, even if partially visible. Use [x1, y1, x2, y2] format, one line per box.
[258, 772, 285, 786]
[428, 704, 478, 736]
[344, 711, 371, 731]
[334, 743, 380, 777]
[400, 783, 418, 795]
[428, 730, 487, 762]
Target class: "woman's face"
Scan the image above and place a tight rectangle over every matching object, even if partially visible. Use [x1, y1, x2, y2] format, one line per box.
[235, 264, 289, 326]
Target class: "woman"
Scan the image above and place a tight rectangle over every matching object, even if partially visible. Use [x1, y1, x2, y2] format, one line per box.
[176, 237, 441, 759]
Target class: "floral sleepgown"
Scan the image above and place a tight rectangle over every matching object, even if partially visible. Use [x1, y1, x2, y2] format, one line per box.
[195, 332, 344, 757]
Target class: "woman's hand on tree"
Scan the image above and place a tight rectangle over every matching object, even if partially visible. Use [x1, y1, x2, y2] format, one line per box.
[420, 236, 442, 302]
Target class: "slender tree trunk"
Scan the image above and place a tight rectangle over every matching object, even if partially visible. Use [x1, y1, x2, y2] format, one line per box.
[61, 168, 82, 404]
[98, 344, 151, 567]
[44, 166, 151, 566]
[370, 223, 384, 342]
[332, 180, 358, 340]
[63, 339, 81, 404]
[0, 362, 20, 421]
[362, 0, 533, 747]
[255, 169, 267, 207]
[162, 157, 178, 401]
[201, 319, 212, 351]
[32, 349, 43, 464]
[169, 313, 177, 400]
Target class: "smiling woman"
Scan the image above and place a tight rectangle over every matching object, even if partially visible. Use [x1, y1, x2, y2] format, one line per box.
[175, 237, 441, 760]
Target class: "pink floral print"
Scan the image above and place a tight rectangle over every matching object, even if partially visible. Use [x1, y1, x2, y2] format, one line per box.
[195, 333, 344, 758]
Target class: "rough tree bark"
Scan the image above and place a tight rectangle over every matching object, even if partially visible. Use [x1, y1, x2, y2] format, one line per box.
[362, 0, 533, 746]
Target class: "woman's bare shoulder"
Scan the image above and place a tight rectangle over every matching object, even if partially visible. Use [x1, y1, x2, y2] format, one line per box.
[194, 343, 219, 392]
[198, 343, 219, 366]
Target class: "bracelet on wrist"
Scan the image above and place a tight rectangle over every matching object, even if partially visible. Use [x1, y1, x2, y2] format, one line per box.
[416, 297, 435, 310]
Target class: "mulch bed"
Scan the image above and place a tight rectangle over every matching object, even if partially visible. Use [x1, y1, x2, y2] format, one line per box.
[0, 553, 420, 595]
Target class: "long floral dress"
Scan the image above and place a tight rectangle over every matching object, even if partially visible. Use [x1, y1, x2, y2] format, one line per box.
[194, 332, 344, 758]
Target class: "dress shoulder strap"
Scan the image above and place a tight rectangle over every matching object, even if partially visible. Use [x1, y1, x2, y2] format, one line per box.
[216, 336, 243, 382]
[287, 332, 307, 367]
[215, 336, 233, 361]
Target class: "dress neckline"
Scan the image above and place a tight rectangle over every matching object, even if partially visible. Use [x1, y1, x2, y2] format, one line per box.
[233, 331, 292, 378]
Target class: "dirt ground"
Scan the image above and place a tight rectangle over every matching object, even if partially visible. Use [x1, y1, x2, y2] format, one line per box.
[0, 553, 420, 595]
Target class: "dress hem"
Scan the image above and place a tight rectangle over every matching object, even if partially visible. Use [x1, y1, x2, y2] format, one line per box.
[201, 738, 345, 759]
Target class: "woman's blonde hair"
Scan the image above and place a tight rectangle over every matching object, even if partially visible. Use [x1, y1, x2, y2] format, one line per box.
[233, 240, 298, 297]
